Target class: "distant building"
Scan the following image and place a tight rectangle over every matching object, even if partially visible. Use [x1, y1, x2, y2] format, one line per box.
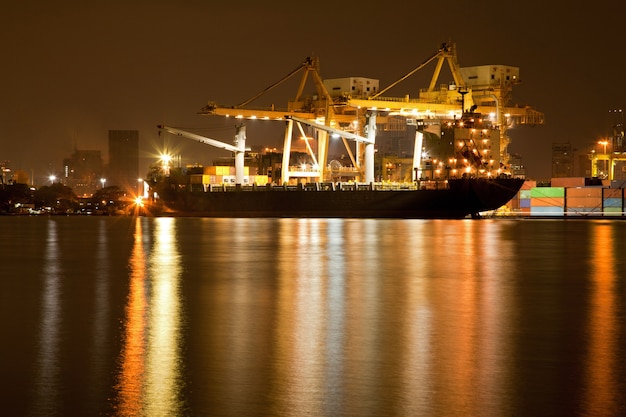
[552, 142, 593, 178]
[107, 130, 139, 193]
[62, 148, 104, 196]
[573, 152, 592, 178]
[509, 153, 527, 178]
[551, 142, 572, 178]
[0, 160, 10, 184]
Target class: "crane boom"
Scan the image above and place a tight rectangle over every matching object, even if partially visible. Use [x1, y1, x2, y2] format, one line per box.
[157, 124, 247, 184]
[157, 125, 241, 153]
[289, 116, 373, 144]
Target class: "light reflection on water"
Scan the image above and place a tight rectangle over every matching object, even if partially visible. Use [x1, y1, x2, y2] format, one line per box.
[584, 223, 619, 416]
[2, 217, 624, 416]
[31, 220, 62, 417]
[114, 217, 185, 416]
[115, 217, 148, 415]
[90, 219, 110, 407]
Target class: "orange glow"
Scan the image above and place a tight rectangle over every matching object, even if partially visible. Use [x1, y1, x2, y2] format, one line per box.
[144, 218, 183, 415]
[584, 224, 618, 414]
[116, 218, 148, 415]
[272, 219, 327, 414]
[114, 218, 184, 415]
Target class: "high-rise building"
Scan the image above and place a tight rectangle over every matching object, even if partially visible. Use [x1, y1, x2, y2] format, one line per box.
[108, 130, 139, 193]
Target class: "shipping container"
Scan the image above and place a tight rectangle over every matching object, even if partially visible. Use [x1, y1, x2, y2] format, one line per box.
[531, 187, 565, 198]
[531, 206, 564, 216]
[610, 179, 626, 188]
[519, 189, 531, 199]
[204, 166, 250, 176]
[603, 188, 623, 198]
[531, 196, 564, 207]
[603, 198, 623, 208]
[551, 177, 586, 187]
[565, 207, 602, 215]
[509, 197, 520, 210]
[566, 187, 602, 198]
[566, 197, 602, 209]
[520, 198, 531, 208]
[603, 207, 623, 215]
[521, 180, 537, 190]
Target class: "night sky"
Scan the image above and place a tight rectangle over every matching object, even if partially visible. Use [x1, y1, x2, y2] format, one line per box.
[3, 0, 625, 183]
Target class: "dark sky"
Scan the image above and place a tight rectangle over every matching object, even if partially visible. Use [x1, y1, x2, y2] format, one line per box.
[2, 0, 625, 183]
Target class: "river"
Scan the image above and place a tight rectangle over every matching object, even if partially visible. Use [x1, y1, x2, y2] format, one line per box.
[1, 216, 625, 416]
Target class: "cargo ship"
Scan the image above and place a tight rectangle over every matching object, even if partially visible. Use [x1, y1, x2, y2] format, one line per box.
[151, 43, 538, 218]
[154, 177, 524, 219]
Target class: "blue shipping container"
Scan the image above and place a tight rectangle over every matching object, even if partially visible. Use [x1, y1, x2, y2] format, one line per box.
[603, 198, 623, 208]
[531, 206, 565, 216]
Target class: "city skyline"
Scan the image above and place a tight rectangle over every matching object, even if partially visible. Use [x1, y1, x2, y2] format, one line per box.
[2, 1, 625, 181]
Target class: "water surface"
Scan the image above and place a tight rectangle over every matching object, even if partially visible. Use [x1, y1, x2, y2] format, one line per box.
[1, 216, 624, 416]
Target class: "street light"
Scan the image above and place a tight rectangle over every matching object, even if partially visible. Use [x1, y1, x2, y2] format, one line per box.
[598, 140, 609, 154]
[49, 175, 56, 184]
[160, 153, 172, 176]
[100, 178, 106, 188]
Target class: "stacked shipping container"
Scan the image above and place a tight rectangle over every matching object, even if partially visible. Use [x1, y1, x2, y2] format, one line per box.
[603, 188, 624, 216]
[530, 187, 565, 216]
[508, 178, 625, 217]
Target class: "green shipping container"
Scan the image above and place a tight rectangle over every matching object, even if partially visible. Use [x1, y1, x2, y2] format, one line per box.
[603, 207, 623, 215]
[531, 187, 565, 198]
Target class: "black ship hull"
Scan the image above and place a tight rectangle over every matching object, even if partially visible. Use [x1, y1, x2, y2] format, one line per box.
[155, 178, 524, 219]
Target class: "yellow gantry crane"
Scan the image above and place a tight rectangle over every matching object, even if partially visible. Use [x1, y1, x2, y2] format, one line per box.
[199, 42, 544, 183]
[347, 42, 544, 166]
[200, 56, 364, 183]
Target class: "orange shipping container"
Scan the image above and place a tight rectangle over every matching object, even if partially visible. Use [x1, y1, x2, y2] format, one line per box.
[566, 197, 602, 209]
[551, 177, 586, 187]
[566, 187, 602, 198]
[531, 197, 564, 207]
[604, 188, 623, 198]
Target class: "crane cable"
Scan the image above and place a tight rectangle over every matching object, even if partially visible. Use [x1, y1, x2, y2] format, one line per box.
[236, 58, 312, 108]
